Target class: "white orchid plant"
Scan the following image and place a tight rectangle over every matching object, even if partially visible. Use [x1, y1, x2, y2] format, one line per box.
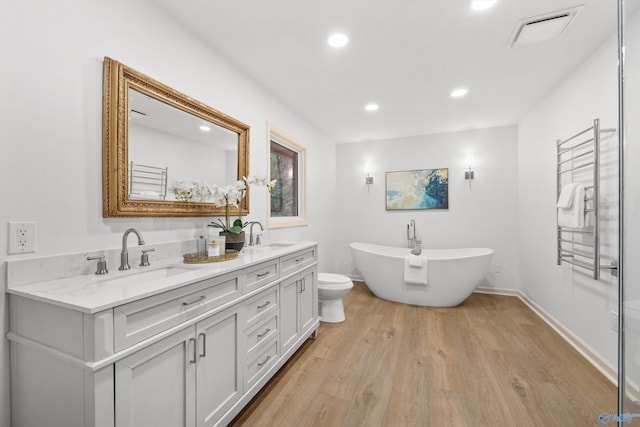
[170, 180, 212, 202]
[209, 175, 276, 234]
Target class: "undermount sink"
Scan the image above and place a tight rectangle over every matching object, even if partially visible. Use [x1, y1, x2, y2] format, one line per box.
[260, 243, 295, 248]
[98, 265, 199, 286]
[244, 242, 295, 252]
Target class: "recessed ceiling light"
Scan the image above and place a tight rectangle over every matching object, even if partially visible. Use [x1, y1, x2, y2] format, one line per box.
[450, 88, 469, 98]
[470, 0, 498, 12]
[328, 33, 349, 48]
[199, 125, 211, 132]
[364, 103, 379, 112]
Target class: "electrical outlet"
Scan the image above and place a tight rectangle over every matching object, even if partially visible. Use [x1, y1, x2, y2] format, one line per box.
[8, 222, 36, 254]
[611, 311, 619, 331]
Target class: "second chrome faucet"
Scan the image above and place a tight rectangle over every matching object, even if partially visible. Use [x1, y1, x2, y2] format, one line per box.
[248, 221, 264, 246]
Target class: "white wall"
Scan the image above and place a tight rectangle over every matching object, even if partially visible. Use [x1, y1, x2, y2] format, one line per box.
[517, 26, 620, 366]
[0, 2, 337, 424]
[335, 126, 519, 290]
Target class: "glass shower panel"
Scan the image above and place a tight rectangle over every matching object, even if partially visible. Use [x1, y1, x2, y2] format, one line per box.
[622, 0, 640, 419]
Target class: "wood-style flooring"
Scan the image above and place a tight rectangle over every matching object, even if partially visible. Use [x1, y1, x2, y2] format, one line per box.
[230, 281, 617, 426]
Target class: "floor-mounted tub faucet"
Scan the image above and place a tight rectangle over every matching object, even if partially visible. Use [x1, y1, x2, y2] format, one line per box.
[407, 219, 416, 248]
[119, 228, 145, 270]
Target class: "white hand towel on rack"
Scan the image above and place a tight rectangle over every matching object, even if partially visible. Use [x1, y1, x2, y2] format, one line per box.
[558, 184, 586, 229]
[404, 255, 428, 285]
[557, 183, 579, 208]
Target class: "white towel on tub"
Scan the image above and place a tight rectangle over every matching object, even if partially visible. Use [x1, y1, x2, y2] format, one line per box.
[404, 255, 428, 285]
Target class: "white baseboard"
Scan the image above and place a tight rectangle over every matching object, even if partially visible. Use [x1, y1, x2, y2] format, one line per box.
[474, 287, 618, 386]
[474, 286, 520, 297]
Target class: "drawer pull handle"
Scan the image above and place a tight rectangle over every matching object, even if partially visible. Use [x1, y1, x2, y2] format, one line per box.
[189, 338, 197, 364]
[257, 301, 271, 310]
[257, 328, 271, 339]
[199, 332, 206, 358]
[258, 355, 271, 368]
[182, 295, 206, 307]
[256, 271, 270, 278]
[295, 257, 304, 263]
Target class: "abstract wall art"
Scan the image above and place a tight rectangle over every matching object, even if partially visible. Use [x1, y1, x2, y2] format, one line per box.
[385, 168, 449, 210]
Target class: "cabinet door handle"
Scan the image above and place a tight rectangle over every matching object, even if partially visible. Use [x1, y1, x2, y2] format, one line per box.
[257, 328, 271, 339]
[257, 355, 271, 368]
[199, 332, 206, 358]
[256, 271, 270, 278]
[189, 338, 197, 364]
[182, 295, 206, 307]
[257, 301, 271, 310]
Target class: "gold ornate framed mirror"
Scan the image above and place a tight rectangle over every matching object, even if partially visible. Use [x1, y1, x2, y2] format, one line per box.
[102, 57, 250, 217]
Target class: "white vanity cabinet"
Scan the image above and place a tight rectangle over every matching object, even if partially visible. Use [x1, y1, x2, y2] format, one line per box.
[280, 266, 317, 354]
[115, 306, 242, 427]
[114, 326, 196, 427]
[196, 307, 243, 426]
[7, 242, 319, 427]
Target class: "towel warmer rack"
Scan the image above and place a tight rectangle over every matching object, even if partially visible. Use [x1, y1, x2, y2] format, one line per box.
[556, 119, 616, 279]
[128, 161, 168, 200]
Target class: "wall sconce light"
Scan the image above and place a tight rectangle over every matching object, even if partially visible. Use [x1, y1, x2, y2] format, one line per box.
[464, 154, 475, 189]
[365, 162, 374, 192]
[464, 167, 474, 180]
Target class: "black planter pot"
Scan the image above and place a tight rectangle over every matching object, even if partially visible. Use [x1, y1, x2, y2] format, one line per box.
[220, 231, 245, 252]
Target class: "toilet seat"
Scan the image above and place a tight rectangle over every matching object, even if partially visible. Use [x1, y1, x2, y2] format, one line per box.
[318, 273, 352, 286]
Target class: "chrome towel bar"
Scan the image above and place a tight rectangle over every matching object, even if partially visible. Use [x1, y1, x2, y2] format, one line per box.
[556, 118, 616, 280]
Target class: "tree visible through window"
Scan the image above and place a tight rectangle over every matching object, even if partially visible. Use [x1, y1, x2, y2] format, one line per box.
[270, 141, 298, 217]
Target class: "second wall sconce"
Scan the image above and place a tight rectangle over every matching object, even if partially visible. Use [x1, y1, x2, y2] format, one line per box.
[366, 173, 373, 192]
[365, 162, 374, 193]
[464, 154, 475, 189]
[464, 167, 474, 180]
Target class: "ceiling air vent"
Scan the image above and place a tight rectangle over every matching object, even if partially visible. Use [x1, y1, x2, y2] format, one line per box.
[508, 6, 583, 48]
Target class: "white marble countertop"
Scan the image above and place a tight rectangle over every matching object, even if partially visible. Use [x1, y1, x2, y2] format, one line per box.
[7, 241, 316, 314]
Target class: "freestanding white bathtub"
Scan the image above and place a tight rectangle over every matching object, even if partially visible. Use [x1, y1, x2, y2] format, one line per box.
[350, 242, 494, 307]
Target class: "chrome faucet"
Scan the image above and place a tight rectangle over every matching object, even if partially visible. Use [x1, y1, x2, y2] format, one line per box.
[248, 221, 264, 246]
[119, 228, 145, 270]
[407, 219, 416, 248]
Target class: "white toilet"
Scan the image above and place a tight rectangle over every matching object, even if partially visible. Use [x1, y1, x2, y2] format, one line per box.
[317, 273, 353, 323]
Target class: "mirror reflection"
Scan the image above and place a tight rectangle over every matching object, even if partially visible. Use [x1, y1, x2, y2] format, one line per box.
[127, 89, 238, 202]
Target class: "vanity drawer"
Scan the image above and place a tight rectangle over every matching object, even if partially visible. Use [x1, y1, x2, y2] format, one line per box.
[114, 272, 240, 351]
[245, 313, 278, 359]
[243, 260, 279, 292]
[280, 248, 317, 277]
[245, 338, 279, 389]
[244, 287, 278, 329]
